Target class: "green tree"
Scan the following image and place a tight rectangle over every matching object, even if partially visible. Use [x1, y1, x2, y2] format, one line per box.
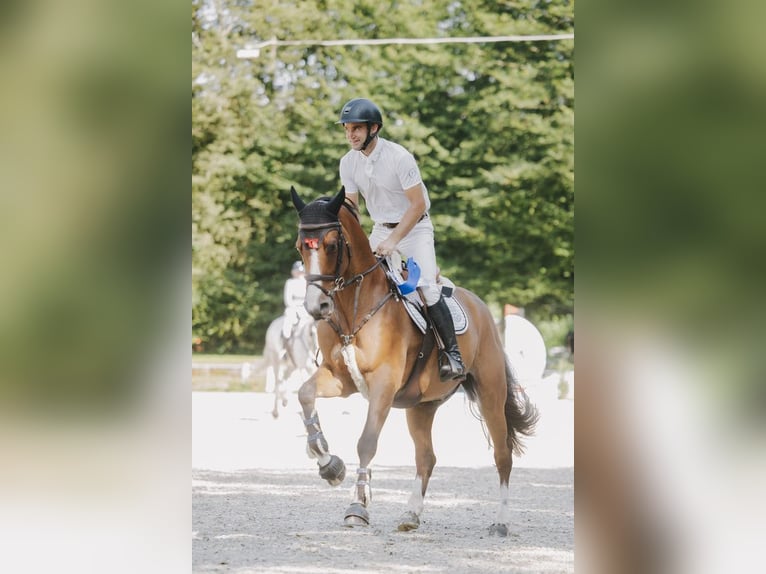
[192, 0, 574, 352]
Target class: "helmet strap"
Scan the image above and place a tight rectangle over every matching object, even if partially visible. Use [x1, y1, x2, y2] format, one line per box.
[360, 124, 379, 152]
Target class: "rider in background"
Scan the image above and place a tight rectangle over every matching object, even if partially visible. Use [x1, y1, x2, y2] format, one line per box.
[282, 261, 308, 339]
[337, 97, 465, 381]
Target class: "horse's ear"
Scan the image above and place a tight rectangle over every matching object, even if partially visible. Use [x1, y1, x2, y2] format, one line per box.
[326, 186, 345, 215]
[290, 186, 306, 212]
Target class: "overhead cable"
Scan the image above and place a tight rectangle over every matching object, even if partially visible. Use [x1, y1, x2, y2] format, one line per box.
[237, 33, 574, 58]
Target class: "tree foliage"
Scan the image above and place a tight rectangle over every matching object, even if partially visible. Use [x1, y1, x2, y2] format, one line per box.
[192, 0, 574, 353]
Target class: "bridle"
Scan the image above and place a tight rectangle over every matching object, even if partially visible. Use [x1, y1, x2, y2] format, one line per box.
[299, 221, 349, 296]
[298, 218, 393, 345]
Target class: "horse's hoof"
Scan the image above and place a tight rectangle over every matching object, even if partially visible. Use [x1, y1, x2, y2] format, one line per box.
[489, 523, 509, 537]
[343, 503, 369, 527]
[397, 511, 420, 531]
[271, 410, 279, 419]
[343, 515, 369, 527]
[318, 455, 346, 486]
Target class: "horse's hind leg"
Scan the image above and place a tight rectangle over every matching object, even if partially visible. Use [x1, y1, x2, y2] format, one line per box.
[398, 402, 440, 531]
[473, 364, 515, 537]
[298, 366, 346, 486]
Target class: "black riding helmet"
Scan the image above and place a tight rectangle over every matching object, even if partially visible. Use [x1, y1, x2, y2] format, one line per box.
[337, 98, 383, 151]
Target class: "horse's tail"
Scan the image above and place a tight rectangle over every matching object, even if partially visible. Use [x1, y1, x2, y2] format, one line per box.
[503, 361, 539, 456]
[461, 360, 539, 456]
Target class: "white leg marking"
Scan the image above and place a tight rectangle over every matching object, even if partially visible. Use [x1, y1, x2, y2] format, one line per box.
[406, 476, 425, 516]
[315, 453, 331, 466]
[495, 483, 511, 525]
[305, 440, 331, 466]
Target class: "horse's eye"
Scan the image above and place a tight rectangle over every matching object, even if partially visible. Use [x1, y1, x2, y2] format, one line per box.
[326, 241, 338, 253]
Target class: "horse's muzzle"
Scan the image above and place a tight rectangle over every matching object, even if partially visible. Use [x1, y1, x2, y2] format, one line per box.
[307, 299, 334, 320]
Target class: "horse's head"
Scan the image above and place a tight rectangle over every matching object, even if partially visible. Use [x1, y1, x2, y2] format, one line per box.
[291, 186, 351, 319]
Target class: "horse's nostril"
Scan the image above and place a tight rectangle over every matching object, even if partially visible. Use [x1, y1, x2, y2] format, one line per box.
[319, 302, 332, 315]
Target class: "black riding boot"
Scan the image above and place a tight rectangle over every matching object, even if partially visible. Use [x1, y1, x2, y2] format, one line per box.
[427, 297, 466, 381]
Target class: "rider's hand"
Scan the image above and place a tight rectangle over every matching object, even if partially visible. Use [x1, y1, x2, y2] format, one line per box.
[374, 238, 397, 258]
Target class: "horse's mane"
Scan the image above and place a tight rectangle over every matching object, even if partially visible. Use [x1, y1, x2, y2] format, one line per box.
[342, 199, 360, 221]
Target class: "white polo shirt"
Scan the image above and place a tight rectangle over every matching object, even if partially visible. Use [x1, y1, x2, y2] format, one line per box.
[339, 137, 431, 224]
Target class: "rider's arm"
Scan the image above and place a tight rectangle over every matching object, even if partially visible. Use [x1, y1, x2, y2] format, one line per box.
[339, 155, 359, 209]
[385, 183, 426, 245]
[387, 150, 427, 243]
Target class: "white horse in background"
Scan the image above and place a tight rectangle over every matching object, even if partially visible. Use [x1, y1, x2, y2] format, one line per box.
[263, 315, 319, 419]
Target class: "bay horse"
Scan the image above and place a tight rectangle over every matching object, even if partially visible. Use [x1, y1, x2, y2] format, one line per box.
[263, 315, 318, 419]
[290, 185, 539, 536]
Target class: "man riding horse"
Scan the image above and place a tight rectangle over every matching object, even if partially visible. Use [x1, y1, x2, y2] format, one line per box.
[337, 97, 465, 381]
[290, 185, 538, 533]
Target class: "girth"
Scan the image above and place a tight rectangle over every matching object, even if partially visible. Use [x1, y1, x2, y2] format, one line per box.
[391, 325, 437, 408]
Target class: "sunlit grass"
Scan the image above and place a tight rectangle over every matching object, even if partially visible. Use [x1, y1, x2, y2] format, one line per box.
[192, 354, 266, 392]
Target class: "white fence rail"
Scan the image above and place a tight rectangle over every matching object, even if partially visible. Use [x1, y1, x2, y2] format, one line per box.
[192, 362, 256, 381]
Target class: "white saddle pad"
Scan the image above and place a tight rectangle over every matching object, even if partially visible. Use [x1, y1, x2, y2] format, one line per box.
[402, 295, 468, 335]
[384, 254, 469, 335]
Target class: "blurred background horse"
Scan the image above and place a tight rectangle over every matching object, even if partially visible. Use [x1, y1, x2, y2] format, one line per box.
[262, 315, 319, 419]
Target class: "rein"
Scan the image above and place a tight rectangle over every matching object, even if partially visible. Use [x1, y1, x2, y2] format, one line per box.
[327, 284, 394, 346]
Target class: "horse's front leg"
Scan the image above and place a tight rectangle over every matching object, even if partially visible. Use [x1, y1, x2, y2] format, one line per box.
[298, 365, 347, 486]
[344, 380, 396, 527]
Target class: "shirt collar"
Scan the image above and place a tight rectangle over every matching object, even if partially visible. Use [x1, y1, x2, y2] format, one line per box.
[363, 137, 384, 162]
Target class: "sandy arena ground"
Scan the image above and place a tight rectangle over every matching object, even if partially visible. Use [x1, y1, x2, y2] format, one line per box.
[193, 379, 573, 573]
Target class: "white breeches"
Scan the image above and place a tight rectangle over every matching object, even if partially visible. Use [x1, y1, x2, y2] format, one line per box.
[369, 220, 441, 305]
